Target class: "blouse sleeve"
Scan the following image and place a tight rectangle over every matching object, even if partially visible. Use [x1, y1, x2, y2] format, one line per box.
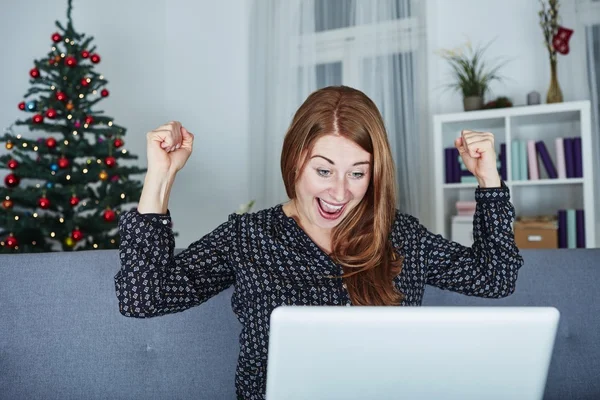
[114, 209, 237, 318]
[407, 183, 523, 298]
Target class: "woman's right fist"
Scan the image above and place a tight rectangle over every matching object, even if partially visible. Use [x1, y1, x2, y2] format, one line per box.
[146, 121, 194, 174]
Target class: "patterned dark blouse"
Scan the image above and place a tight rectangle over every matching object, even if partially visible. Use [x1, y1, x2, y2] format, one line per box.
[114, 183, 523, 400]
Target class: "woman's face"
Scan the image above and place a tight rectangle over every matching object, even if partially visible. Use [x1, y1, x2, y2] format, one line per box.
[293, 134, 371, 232]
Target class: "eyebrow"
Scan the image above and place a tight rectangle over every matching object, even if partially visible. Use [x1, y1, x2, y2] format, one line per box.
[310, 155, 370, 166]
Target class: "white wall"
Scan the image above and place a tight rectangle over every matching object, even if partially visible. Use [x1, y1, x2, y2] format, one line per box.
[0, 0, 249, 248]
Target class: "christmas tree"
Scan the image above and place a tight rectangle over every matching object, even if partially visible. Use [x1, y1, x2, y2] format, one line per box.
[0, 0, 146, 253]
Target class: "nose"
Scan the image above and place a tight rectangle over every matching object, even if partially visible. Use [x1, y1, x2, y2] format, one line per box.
[329, 175, 348, 203]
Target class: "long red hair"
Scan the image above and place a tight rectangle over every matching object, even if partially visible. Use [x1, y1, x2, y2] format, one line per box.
[281, 86, 403, 306]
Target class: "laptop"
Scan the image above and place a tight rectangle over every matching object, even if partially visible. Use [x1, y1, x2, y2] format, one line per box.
[266, 306, 559, 400]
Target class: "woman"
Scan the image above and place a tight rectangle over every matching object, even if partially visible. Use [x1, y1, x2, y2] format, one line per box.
[115, 86, 523, 400]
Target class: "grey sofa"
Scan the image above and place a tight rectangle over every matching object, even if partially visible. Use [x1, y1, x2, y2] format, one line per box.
[1, 249, 598, 400]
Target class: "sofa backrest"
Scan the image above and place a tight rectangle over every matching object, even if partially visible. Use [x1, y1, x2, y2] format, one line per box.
[1, 249, 598, 399]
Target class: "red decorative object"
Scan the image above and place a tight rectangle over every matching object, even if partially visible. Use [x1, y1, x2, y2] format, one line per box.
[8, 159, 19, 169]
[18, 101, 26, 110]
[90, 53, 101, 64]
[101, 89, 109, 97]
[71, 229, 83, 241]
[85, 115, 94, 125]
[58, 156, 70, 169]
[65, 56, 77, 67]
[4, 174, 19, 187]
[552, 26, 574, 55]
[56, 91, 67, 102]
[113, 138, 124, 148]
[69, 195, 80, 206]
[49, 58, 56, 65]
[2, 199, 13, 209]
[45, 108, 57, 119]
[104, 156, 116, 168]
[38, 196, 51, 209]
[33, 114, 44, 124]
[30, 68, 40, 78]
[46, 137, 57, 148]
[6, 235, 18, 248]
[81, 50, 90, 58]
[51, 32, 62, 42]
[110, 175, 119, 182]
[103, 209, 116, 222]
[81, 78, 90, 87]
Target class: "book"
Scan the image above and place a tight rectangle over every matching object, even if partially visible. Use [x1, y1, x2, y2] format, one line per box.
[557, 210, 567, 248]
[555, 138, 567, 179]
[445, 148, 453, 183]
[573, 137, 583, 178]
[527, 140, 539, 180]
[564, 138, 575, 178]
[519, 140, 528, 181]
[576, 209, 585, 248]
[500, 143, 507, 181]
[536, 141, 558, 179]
[511, 140, 520, 180]
[567, 209, 577, 249]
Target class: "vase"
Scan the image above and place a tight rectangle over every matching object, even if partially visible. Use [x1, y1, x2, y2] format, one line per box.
[463, 96, 483, 111]
[546, 58, 563, 104]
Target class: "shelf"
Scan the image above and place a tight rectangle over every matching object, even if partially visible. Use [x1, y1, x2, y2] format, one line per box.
[510, 178, 584, 187]
[443, 183, 478, 190]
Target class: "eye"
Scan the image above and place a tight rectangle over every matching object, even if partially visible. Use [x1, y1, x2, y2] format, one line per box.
[350, 171, 365, 179]
[317, 168, 331, 177]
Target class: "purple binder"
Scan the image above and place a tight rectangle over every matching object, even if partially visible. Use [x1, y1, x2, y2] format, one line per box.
[576, 209, 585, 248]
[558, 210, 567, 248]
[445, 148, 452, 183]
[500, 143, 507, 181]
[453, 148, 461, 183]
[573, 137, 583, 178]
[535, 141, 558, 179]
[564, 138, 575, 178]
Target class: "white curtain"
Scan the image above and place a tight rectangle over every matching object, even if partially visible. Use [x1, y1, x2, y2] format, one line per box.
[249, 0, 427, 217]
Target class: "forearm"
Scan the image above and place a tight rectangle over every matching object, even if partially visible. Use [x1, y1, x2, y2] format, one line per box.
[137, 170, 177, 214]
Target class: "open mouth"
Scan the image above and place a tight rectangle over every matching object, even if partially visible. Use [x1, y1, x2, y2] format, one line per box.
[316, 198, 347, 220]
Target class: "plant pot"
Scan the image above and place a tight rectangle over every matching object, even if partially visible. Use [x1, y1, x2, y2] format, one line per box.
[463, 96, 484, 111]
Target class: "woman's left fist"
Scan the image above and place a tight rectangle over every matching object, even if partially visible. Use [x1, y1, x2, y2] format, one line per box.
[454, 130, 502, 188]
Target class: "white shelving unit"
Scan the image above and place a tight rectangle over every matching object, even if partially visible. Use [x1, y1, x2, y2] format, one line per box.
[433, 100, 595, 248]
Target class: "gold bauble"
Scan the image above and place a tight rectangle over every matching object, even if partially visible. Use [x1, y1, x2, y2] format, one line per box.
[64, 237, 75, 247]
[99, 170, 108, 181]
[66, 102, 74, 111]
[5, 142, 14, 150]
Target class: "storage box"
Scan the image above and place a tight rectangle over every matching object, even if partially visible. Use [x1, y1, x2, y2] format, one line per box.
[514, 217, 558, 249]
[451, 215, 474, 246]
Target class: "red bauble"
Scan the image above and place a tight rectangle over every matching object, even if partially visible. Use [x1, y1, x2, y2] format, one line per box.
[46, 137, 57, 148]
[65, 56, 77, 67]
[8, 159, 19, 169]
[5, 174, 19, 187]
[103, 209, 116, 222]
[55, 91, 67, 102]
[69, 195, 80, 206]
[45, 108, 57, 119]
[81, 50, 90, 58]
[18, 101, 26, 110]
[101, 89, 109, 97]
[58, 156, 70, 169]
[90, 53, 101, 64]
[110, 175, 120, 182]
[49, 58, 56, 65]
[71, 229, 83, 241]
[84, 115, 94, 125]
[51, 32, 62, 42]
[38, 197, 51, 209]
[33, 114, 44, 124]
[6, 235, 18, 248]
[104, 156, 116, 168]
[81, 78, 90, 87]
[113, 138, 124, 148]
[2, 199, 13, 209]
[30, 68, 40, 78]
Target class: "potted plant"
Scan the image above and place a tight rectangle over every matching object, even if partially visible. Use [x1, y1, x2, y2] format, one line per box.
[438, 40, 509, 111]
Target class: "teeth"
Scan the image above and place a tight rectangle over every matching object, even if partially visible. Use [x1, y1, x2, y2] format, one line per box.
[319, 199, 344, 212]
